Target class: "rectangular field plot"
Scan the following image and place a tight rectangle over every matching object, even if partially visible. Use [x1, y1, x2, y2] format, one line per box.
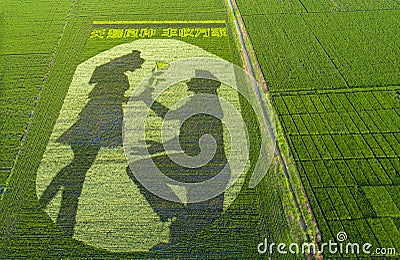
[273, 90, 400, 257]
[303, 10, 400, 88]
[301, 0, 400, 12]
[236, 0, 400, 14]
[240, 10, 399, 92]
[242, 14, 347, 91]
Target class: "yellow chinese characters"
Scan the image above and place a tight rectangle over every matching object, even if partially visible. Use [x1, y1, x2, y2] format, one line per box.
[90, 27, 227, 39]
[162, 27, 227, 38]
[90, 28, 157, 39]
[107, 29, 124, 39]
[211, 28, 228, 37]
[89, 29, 106, 39]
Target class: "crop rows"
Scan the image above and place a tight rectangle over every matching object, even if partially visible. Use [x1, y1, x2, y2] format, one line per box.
[241, 10, 400, 92]
[0, 0, 299, 258]
[231, 0, 400, 258]
[301, 0, 400, 12]
[241, 14, 347, 91]
[272, 90, 400, 257]
[303, 10, 400, 88]
[0, 0, 74, 192]
[236, 0, 400, 15]
[77, 0, 227, 18]
[235, 0, 305, 15]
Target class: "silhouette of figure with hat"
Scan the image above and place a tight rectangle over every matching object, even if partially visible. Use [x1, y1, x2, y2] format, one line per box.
[128, 70, 228, 248]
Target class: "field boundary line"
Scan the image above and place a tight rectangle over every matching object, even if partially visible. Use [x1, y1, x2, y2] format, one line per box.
[226, 0, 317, 246]
[238, 8, 400, 16]
[298, 0, 309, 13]
[271, 84, 400, 96]
[300, 14, 350, 89]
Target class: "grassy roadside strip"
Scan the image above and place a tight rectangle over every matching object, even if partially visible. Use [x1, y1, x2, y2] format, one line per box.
[225, 0, 317, 246]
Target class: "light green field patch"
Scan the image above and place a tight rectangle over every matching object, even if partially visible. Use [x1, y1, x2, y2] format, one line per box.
[363, 186, 400, 218]
[36, 39, 246, 252]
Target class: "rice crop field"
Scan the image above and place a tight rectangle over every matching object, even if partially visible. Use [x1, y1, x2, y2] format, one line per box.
[237, 0, 400, 258]
[1, 0, 399, 259]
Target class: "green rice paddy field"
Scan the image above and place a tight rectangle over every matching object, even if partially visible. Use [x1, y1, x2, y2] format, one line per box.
[236, 0, 400, 258]
[1, 0, 399, 259]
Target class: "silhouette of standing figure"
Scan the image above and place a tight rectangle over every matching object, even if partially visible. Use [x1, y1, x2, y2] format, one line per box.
[39, 50, 145, 237]
[128, 70, 228, 248]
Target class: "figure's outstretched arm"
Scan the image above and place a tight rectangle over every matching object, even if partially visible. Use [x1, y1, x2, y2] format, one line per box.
[134, 87, 170, 119]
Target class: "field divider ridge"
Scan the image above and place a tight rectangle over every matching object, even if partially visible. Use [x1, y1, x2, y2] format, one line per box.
[225, 0, 318, 248]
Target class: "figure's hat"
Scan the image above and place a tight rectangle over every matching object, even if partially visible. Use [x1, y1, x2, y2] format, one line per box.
[194, 70, 218, 81]
[109, 50, 142, 66]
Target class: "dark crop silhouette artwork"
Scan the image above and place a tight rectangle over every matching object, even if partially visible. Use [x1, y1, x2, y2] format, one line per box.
[127, 70, 229, 249]
[39, 50, 145, 237]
